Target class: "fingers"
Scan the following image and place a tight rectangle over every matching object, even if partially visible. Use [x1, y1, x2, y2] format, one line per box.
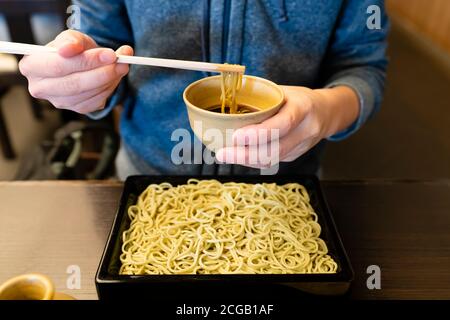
[70, 80, 120, 114]
[217, 86, 326, 167]
[48, 46, 132, 109]
[45, 81, 114, 108]
[116, 45, 134, 56]
[19, 29, 116, 78]
[280, 144, 310, 162]
[276, 123, 311, 160]
[20, 48, 117, 78]
[232, 87, 310, 146]
[18, 30, 134, 115]
[215, 142, 303, 168]
[216, 125, 318, 167]
[216, 147, 266, 169]
[215, 143, 280, 169]
[29, 63, 128, 98]
[280, 138, 318, 162]
[114, 45, 134, 75]
[51, 30, 98, 57]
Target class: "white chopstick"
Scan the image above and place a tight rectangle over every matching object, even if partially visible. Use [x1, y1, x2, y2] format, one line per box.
[0, 41, 245, 74]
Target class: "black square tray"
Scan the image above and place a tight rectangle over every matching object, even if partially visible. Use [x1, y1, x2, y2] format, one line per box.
[96, 175, 353, 300]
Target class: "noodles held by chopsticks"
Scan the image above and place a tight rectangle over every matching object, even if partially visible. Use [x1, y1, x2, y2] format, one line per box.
[220, 69, 242, 114]
[120, 179, 337, 275]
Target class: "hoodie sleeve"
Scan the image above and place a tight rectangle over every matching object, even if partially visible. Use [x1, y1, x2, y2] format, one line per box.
[322, 0, 389, 141]
[72, 0, 133, 120]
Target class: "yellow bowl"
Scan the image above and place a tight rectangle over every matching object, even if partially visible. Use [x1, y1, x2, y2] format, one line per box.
[183, 75, 284, 151]
[0, 274, 54, 300]
[0, 273, 75, 300]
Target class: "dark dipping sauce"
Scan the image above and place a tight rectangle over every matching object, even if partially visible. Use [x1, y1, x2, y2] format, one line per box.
[207, 104, 260, 114]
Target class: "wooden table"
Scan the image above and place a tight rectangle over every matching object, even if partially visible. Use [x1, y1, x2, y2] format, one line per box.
[0, 180, 449, 300]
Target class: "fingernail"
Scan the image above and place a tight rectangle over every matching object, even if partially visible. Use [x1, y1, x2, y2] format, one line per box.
[100, 49, 116, 63]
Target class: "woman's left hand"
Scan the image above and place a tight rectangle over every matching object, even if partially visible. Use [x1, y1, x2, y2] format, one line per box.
[215, 85, 360, 168]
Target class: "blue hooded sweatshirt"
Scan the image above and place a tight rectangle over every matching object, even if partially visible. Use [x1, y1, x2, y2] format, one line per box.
[74, 0, 389, 175]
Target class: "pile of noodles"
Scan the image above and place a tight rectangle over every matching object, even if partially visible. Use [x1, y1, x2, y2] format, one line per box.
[120, 179, 337, 275]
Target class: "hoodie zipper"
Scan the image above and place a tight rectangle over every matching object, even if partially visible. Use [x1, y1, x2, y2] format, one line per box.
[222, 0, 232, 62]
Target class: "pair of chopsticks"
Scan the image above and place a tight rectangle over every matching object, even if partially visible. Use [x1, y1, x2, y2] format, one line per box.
[0, 41, 245, 74]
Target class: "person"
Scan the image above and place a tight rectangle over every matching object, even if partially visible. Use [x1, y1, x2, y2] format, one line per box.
[18, 0, 389, 179]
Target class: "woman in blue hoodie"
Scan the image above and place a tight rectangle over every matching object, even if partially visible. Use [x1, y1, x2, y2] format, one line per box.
[19, 0, 389, 178]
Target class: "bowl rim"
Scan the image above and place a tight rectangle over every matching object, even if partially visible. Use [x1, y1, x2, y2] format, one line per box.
[0, 273, 55, 300]
[183, 74, 285, 119]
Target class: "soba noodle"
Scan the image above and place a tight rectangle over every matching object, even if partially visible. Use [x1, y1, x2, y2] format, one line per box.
[220, 70, 242, 114]
[119, 179, 338, 275]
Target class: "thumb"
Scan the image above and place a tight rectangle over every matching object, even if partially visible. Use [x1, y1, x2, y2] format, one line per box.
[49, 30, 98, 58]
[115, 45, 134, 75]
[116, 45, 134, 56]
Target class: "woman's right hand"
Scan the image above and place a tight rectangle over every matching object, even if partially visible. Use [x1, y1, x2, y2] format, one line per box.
[19, 30, 133, 114]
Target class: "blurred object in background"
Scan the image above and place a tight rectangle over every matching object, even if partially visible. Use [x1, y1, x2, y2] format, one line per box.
[15, 121, 119, 180]
[0, 0, 119, 181]
[322, 0, 450, 180]
[0, 0, 69, 161]
[387, 0, 450, 56]
[0, 12, 63, 44]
